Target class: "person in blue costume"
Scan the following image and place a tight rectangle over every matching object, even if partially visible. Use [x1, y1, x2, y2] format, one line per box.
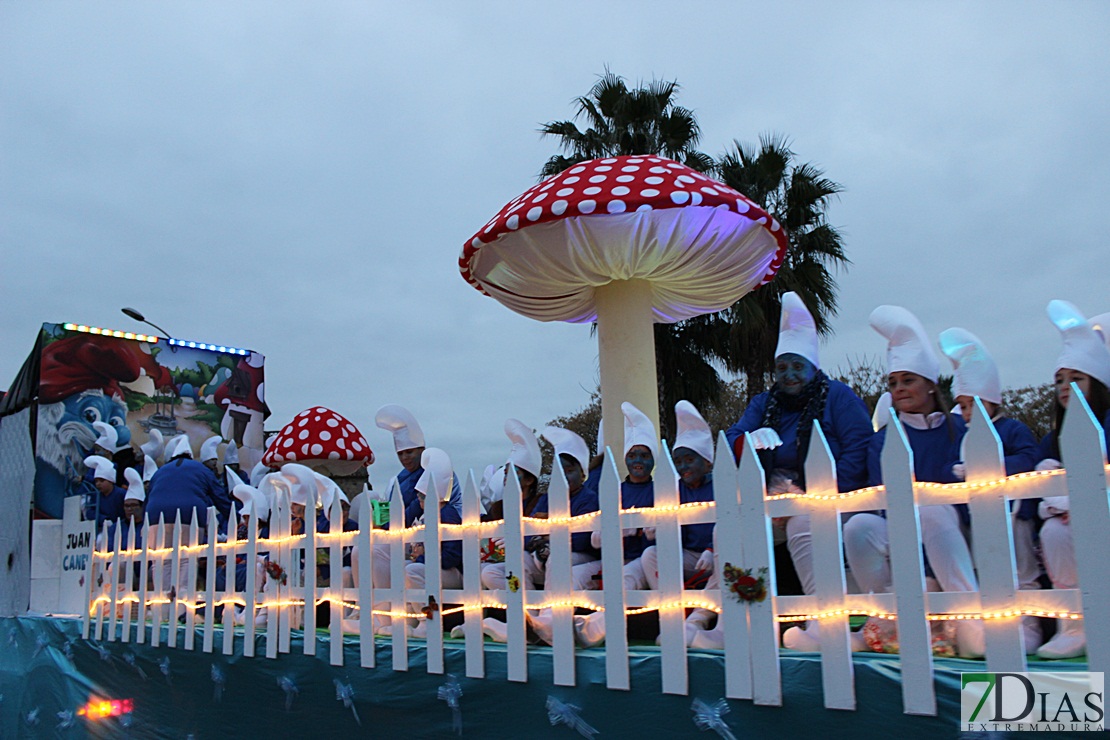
[640, 401, 716, 590]
[845, 305, 985, 658]
[479, 419, 548, 592]
[720, 292, 873, 652]
[374, 404, 462, 528]
[395, 448, 464, 639]
[105, 468, 148, 590]
[1029, 302, 1110, 659]
[146, 435, 232, 615]
[83, 455, 126, 532]
[522, 426, 601, 645]
[939, 326, 1043, 653]
[574, 401, 659, 648]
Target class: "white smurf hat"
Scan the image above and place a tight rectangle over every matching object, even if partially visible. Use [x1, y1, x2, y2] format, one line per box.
[375, 404, 426, 452]
[774, 291, 820, 369]
[1048, 300, 1110, 389]
[222, 439, 239, 466]
[92, 422, 123, 453]
[415, 448, 454, 502]
[504, 419, 542, 477]
[622, 402, 659, 459]
[84, 455, 115, 482]
[280, 463, 321, 508]
[1088, 312, 1110, 350]
[123, 468, 145, 502]
[200, 436, 221, 463]
[938, 328, 1002, 405]
[140, 429, 164, 462]
[165, 435, 193, 459]
[142, 455, 158, 482]
[595, 417, 604, 456]
[541, 426, 590, 474]
[870, 305, 940, 383]
[673, 400, 714, 462]
[232, 483, 256, 519]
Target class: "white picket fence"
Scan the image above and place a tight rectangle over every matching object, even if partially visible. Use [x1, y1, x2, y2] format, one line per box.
[79, 395, 1110, 717]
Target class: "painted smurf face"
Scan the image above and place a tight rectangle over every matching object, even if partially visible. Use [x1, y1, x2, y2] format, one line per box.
[559, 454, 585, 494]
[672, 446, 711, 488]
[625, 445, 654, 483]
[1055, 368, 1091, 409]
[61, 389, 131, 452]
[774, 353, 817, 396]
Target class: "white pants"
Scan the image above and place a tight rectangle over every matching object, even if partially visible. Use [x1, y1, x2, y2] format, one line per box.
[640, 546, 705, 589]
[1012, 515, 1043, 590]
[161, 523, 204, 619]
[480, 554, 545, 591]
[1039, 516, 1077, 589]
[843, 507, 977, 593]
[404, 562, 463, 620]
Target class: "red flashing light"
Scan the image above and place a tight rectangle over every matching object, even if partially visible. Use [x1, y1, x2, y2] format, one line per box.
[77, 697, 133, 720]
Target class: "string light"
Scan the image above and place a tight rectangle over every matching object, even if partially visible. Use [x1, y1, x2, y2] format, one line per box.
[167, 337, 250, 355]
[64, 323, 158, 344]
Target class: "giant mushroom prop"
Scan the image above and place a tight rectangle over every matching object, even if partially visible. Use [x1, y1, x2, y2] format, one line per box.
[262, 406, 374, 476]
[460, 155, 788, 460]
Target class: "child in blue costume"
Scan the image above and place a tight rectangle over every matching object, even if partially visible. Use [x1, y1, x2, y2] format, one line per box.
[639, 401, 716, 591]
[83, 455, 126, 532]
[939, 327, 1041, 652]
[105, 467, 148, 590]
[721, 292, 872, 652]
[574, 401, 658, 648]
[844, 305, 984, 658]
[375, 404, 462, 527]
[1029, 302, 1110, 659]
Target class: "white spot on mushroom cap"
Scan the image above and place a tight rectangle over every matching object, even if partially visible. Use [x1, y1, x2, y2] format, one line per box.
[601, 158, 617, 164]
[337, 437, 346, 449]
[283, 437, 294, 448]
[645, 176, 664, 185]
[532, 193, 548, 203]
[552, 200, 568, 215]
[578, 200, 596, 214]
[607, 200, 627, 213]
[636, 204, 653, 212]
[588, 175, 607, 183]
[302, 443, 310, 455]
[527, 207, 543, 221]
[326, 418, 339, 428]
[616, 175, 634, 183]
[506, 215, 519, 230]
[569, 166, 586, 173]
[584, 186, 602, 195]
[640, 188, 660, 197]
[311, 443, 323, 456]
[612, 186, 630, 196]
[556, 188, 574, 197]
[329, 451, 340, 460]
[298, 429, 309, 440]
[671, 191, 690, 205]
[319, 431, 331, 441]
[621, 165, 639, 172]
[564, 176, 580, 184]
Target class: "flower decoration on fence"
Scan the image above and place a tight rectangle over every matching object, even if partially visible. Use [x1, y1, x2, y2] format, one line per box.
[265, 560, 288, 586]
[507, 572, 520, 593]
[722, 564, 768, 604]
[422, 596, 440, 620]
[480, 538, 505, 563]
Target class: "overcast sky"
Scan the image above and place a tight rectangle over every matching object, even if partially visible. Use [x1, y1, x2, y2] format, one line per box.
[2, 2, 1108, 483]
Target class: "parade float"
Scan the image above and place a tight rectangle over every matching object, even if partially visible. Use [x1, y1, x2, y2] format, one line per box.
[0, 158, 1106, 737]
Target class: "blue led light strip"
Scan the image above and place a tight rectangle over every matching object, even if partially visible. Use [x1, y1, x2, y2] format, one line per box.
[167, 338, 249, 356]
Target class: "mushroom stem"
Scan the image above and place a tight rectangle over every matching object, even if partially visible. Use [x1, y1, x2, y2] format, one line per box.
[595, 279, 660, 474]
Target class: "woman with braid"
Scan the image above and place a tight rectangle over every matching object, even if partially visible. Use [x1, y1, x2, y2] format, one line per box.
[720, 292, 872, 651]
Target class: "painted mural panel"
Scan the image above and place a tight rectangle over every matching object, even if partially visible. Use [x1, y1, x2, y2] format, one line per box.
[33, 323, 266, 518]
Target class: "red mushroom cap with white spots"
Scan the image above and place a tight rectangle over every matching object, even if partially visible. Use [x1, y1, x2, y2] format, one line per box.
[262, 406, 374, 476]
[459, 155, 788, 323]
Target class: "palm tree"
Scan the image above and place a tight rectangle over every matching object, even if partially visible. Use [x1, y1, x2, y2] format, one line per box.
[539, 74, 848, 437]
[713, 135, 849, 400]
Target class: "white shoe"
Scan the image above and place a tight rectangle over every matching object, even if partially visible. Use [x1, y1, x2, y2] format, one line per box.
[449, 624, 466, 639]
[1021, 616, 1044, 654]
[527, 610, 554, 645]
[410, 621, 428, 639]
[689, 627, 724, 650]
[482, 617, 508, 643]
[574, 613, 606, 648]
[1036, 619, 1086, 660]
[957, 620, 985, 659]
[783, 623, 821, 652]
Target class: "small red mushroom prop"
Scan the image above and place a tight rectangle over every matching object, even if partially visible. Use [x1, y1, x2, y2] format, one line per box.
[460, 155, 788, 459]
[262, 406, 374, 477]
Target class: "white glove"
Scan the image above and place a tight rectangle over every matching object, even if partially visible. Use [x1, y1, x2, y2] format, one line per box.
[491, 537, 505, 548]
[1035, 458, 1062, 472]
[695, 549, 715, 573]
[590, 530, 602, 550]
[217, 531, 228, 543]
[622, 528, 637, 538]
[749, 428, 783, 450]
[952, 463, 966, 481]
[643, 526, 656, 541]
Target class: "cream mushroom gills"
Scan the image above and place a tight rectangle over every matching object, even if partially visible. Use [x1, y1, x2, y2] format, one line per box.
[460, 155, 788, 460]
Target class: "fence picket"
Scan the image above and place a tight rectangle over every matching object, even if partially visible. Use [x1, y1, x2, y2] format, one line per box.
[1060, 383, 1110, 675]
[184, 516, 200, 651]
[203, 506, 218, 653]
[108, 522, 121, 641]
[138, 515, 150, 646]
[502, 465, 528, 682]
[655, 441, 687, 696]
[547, 460, 575, 687]
[711, 432, 749, 700]
[460, 471, 484, 679]
[964, 399, 1025, 671]
[804, 423, 855, 710]
[244, 509, 258, 658]
[357, 491, 375, 668]
[424, 475, 445, 675]
[881, 414, 935, 716]
[223, 503, 238, 657]
[120, 523, 135, 643]
[737, 432, 781, 707]
[328, 492, 344, 667]
[597, 449, 629, 690]
[304, 496, 317, 657]
[151, 514, 165, 648]
[388, 477, 409, 671]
